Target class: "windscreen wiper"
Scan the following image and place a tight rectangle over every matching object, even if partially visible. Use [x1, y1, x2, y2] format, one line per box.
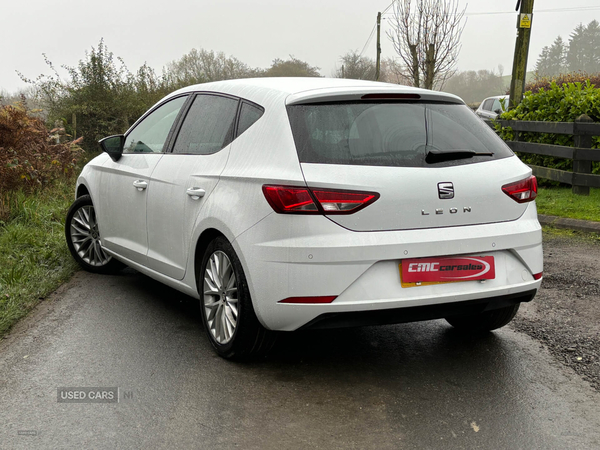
[425, 148, 493, 164]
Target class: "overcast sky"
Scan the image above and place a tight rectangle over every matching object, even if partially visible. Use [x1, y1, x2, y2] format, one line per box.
[1, 0, 599, 94]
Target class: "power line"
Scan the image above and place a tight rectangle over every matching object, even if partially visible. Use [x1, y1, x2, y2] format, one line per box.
[381, 1, 395, 14]
[359, 24, 377, 58]
[362, 1, 599, 60]
[381, 5, 600, 17]
[466, 6, 600, 16]
[358, 2, 395, 58]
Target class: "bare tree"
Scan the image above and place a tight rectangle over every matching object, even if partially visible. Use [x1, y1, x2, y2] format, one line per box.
[387, 0, 466, 90]
[380, 57, 413, 85]
[442, 67, 506, 104]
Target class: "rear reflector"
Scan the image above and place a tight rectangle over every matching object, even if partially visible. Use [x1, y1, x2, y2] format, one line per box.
[502, 176, 537, 203]
[533, 272, 543, 280]
[278, 296, 337, 304]
[262, 185, 379, 215]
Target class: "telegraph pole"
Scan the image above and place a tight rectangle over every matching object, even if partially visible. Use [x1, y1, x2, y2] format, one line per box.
[509, 0, 534, 109]
[375, 12, 382, 81]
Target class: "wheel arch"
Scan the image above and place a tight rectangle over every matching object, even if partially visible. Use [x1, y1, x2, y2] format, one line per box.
[76, 184, 90, 198]
[193, 228, 227, 283]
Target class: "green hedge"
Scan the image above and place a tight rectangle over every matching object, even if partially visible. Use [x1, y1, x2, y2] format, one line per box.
[496, 81, 600, 181]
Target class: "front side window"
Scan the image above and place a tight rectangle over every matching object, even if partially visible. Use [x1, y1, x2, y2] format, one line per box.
[172, 94, 239, 155]
[287, 102, 513, 168]
[124, 96, 187, 154]
[492, 98, 506, 113]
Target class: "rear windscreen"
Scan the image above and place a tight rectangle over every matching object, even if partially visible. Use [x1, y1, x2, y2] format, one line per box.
[287, 102, 513, 167]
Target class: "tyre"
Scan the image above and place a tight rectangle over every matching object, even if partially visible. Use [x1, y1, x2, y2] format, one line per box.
[445, 304, 520, 332]
[65, 195, 124, 274]
[198, 236, 276, 360]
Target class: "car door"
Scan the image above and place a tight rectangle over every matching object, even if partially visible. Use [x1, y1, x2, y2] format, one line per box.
[145, 93, 241, 279]
[97, 95, 188, 264]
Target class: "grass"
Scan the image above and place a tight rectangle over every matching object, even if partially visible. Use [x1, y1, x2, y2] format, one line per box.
[0, 180, 79, 337]
[536, 187, 600, 222]
[543, 225, 600, 241]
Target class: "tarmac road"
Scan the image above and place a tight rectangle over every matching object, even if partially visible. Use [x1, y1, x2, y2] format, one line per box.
[1, 268, 600, 449]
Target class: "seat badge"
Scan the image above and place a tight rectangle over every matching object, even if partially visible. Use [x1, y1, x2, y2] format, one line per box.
[438, 182, 454, 199]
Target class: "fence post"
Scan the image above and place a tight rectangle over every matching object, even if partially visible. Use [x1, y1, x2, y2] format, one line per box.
[572, 114, 594, 196]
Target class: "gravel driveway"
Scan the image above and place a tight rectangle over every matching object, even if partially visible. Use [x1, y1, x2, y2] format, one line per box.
[513, 230, 600, 390]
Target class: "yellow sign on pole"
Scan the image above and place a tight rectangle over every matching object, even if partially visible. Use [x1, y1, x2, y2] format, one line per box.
[520, 13, 532, 28]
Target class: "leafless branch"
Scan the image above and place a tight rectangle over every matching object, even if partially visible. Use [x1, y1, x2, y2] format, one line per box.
[386, 0, 467, 89]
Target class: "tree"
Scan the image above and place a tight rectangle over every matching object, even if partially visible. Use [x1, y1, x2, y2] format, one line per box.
[442, 67, 506, 104]
[535, 36, 566, 77]
[566, 23, 587, 72]
[380, 58, 413, 85]
[263, 56, 321, 77]
[566, 20, 600, 73]
[386, 0, 466, 89]
[165, 49, 256, 88]
[21, 40, 168, 151]
[334, 51, 376, 80]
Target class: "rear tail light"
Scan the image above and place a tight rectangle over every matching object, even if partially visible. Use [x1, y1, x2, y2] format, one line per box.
[533, 272, 543, 280]
[502, 176, 537, 203]
[262, 186, 319, 213]
[262, 185, 379, 215]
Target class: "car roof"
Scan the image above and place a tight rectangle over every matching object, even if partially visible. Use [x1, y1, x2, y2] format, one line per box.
[168, 77, 464, 106]
[483, 95, 509, 101]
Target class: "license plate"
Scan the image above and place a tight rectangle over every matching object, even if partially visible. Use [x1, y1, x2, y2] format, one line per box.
[400, 256, 495, 287]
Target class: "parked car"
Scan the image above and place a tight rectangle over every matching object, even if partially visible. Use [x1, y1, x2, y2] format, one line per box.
[65, 78, 542, 359]
[476, 95, 509, 119]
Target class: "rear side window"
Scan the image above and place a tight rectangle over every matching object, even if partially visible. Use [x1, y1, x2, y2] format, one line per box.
[173, 94, 238, 155]
[482, 99, 494, 111]
[237, 102, 264, 137]
[287, 102, 513, 168]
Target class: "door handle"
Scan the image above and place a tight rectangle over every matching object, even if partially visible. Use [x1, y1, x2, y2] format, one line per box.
[133, 180, 148, 191]
[186, 187, 206, 199]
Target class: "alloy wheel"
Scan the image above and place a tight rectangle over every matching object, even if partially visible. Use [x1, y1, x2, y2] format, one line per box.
[69, 205, 112, 267]
[203, 250, 239, 344]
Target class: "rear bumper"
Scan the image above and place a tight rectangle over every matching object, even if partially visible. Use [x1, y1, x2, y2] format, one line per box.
[299, 289, 536, 330]
[233, 203, 543, 331]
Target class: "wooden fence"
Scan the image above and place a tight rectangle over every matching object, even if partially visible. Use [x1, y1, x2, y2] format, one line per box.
[486, 115, 600, 195]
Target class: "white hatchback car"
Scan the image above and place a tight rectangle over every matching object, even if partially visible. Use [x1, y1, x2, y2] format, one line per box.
[475, 95, 509, 119]
[66, 78, 543, 359]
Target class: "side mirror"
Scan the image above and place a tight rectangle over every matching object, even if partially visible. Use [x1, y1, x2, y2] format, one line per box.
[99, 135, 125, 162]
[494, 109, 502, 115]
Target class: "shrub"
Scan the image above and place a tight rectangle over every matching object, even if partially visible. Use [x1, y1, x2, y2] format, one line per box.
[524, 72, 600, 94]
[496, 81, 600, 183]
[22, 40, 171, 152]
[0, 100, 83, 219]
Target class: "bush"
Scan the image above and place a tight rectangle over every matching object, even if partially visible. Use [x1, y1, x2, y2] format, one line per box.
[496, 81, 600, 183]
[22, 40, 171, 152]
[525, 72, 600, 94]
[0, 100, 83, 219]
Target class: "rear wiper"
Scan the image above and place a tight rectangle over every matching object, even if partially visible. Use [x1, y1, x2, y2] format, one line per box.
[425, 148, 493, 164]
